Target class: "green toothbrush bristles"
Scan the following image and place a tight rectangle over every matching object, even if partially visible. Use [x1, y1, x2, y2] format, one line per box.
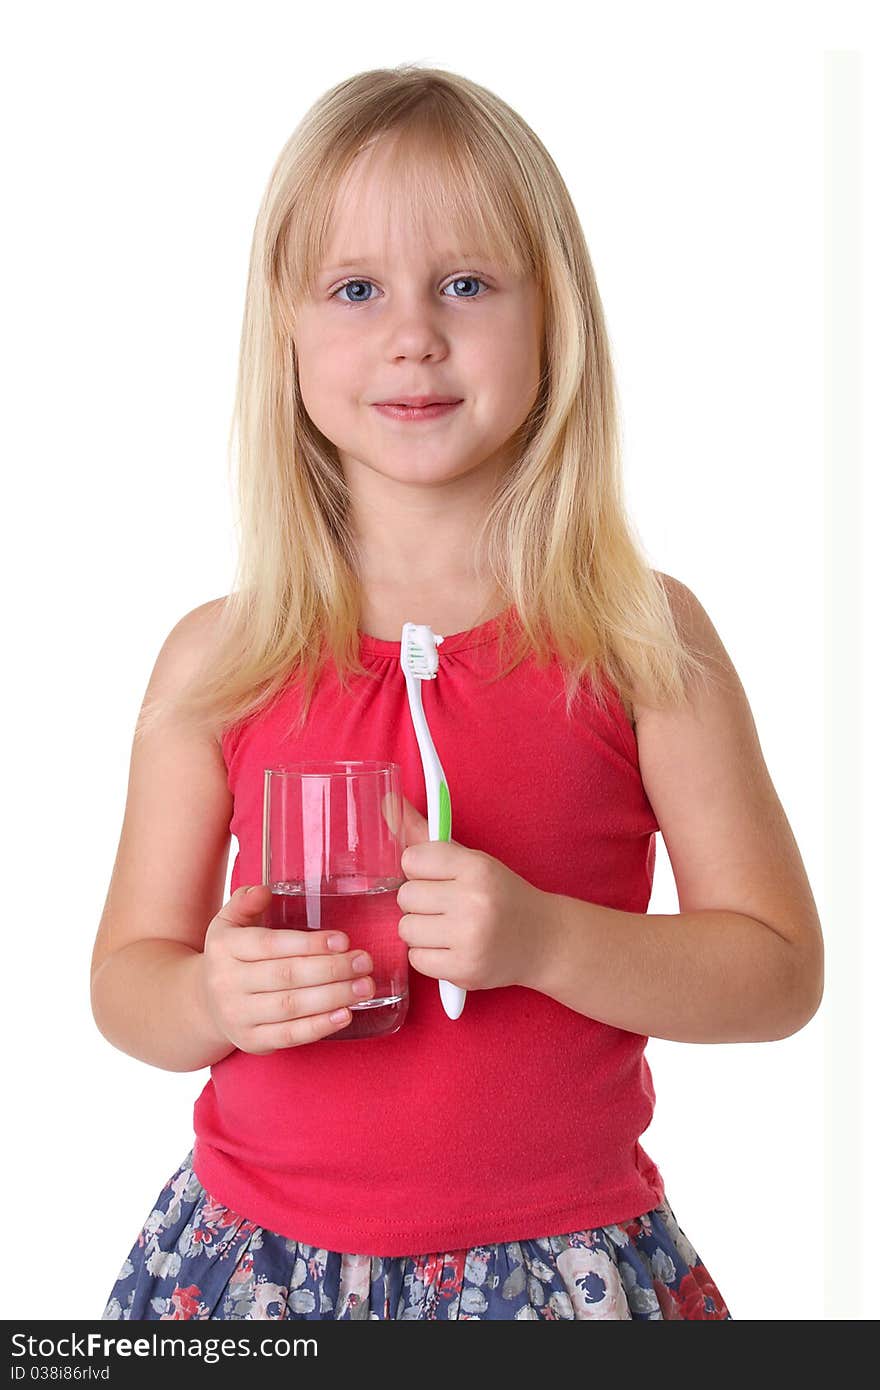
[406, 642, 433, 674]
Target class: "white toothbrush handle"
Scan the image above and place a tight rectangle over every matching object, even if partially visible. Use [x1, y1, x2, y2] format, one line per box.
[405, 678, 467, 1020]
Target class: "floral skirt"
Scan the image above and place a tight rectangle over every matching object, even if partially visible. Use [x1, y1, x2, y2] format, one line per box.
[103, 1147, 731, 1320]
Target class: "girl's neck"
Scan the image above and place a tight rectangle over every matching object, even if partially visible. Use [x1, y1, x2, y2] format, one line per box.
[357, 577, 507, 643]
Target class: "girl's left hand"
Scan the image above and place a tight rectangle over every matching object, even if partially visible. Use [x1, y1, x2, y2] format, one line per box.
[391, 795, 553, 993]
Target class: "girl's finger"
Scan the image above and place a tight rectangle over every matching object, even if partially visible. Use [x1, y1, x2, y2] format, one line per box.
[242, 949, 372, 994]
[245, 974, 375, 1028]
[226, 925, 349, 963]
[249, 1007, 355, 1051]
[397, 913, 454, 947]
[405, 946, 459, 980]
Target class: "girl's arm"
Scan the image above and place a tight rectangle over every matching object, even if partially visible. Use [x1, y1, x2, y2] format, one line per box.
[531, 576, 823, 1043]
[91, 937, 232, 1072]
[533, 899, 817, 1043]
[90, 599, 237, 1072]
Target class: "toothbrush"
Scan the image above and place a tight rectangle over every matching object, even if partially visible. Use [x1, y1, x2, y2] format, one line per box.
[399, 622, 466, 1020]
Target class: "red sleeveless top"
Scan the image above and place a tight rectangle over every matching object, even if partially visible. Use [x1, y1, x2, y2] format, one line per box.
[192, 608, 665, 1255]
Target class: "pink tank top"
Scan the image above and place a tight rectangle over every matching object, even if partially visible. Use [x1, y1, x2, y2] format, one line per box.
[192, 608, 665, 1255]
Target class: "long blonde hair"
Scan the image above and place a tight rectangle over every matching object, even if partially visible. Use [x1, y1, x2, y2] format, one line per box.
[138, 63, 716, 744]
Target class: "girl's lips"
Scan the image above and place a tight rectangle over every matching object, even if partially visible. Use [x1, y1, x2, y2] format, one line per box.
[372, 401, 462, 422]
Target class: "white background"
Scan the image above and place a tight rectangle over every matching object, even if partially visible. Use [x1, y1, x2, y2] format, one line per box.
[1, 0, 875, 1322]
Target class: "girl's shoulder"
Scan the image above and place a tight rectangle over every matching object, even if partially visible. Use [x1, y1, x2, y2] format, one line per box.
[150, 594, 231, 745]
[626, 571, 691, 728]
[176, 593, 230, 643]
[620, 570, 682, 731]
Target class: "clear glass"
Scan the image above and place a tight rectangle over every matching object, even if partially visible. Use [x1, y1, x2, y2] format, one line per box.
[262, 761, 408, 1040]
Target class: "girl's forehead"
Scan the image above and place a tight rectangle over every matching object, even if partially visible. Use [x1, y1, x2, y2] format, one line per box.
[325, 165, 467, 249]
[320, 182, 505, 275]
[319, 218, 484, 268]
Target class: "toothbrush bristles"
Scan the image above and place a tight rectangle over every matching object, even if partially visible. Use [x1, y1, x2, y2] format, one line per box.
[405, 641, 434, 676]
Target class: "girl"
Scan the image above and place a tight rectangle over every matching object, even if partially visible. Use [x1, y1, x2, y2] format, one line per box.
[92, 64, 823, 1321]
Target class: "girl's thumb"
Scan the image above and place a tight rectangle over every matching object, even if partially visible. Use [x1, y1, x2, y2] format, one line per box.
[216, 884, 270, 929]
[230, 884, 271, 912]
[401, 796, 431, 849]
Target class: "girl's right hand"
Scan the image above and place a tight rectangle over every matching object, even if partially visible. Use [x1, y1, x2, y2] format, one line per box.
[200, 884, 375, 1053]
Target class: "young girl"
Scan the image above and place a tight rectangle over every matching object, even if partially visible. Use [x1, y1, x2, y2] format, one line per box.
[92, 64, 823, 1321]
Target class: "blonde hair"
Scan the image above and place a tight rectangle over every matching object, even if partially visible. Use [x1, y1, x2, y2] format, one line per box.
[138, 63, 716, 745]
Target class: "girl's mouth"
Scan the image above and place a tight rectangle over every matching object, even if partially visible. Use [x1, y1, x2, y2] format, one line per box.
[372, 401, 463, 422]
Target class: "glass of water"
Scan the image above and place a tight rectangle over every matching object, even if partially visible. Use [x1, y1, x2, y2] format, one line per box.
[262, 761, 408, 1040]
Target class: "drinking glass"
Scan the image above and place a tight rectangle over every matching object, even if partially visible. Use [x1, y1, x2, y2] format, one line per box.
[262, 761, 408, 1040]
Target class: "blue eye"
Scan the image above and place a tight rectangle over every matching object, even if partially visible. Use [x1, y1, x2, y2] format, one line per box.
[332, 275, 489, 305]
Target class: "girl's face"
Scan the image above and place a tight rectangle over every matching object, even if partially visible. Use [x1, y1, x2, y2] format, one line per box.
[292, 143, 544, 492]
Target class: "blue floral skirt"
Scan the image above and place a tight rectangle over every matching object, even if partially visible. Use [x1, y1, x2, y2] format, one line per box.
[103, 1147, 731, 1320]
